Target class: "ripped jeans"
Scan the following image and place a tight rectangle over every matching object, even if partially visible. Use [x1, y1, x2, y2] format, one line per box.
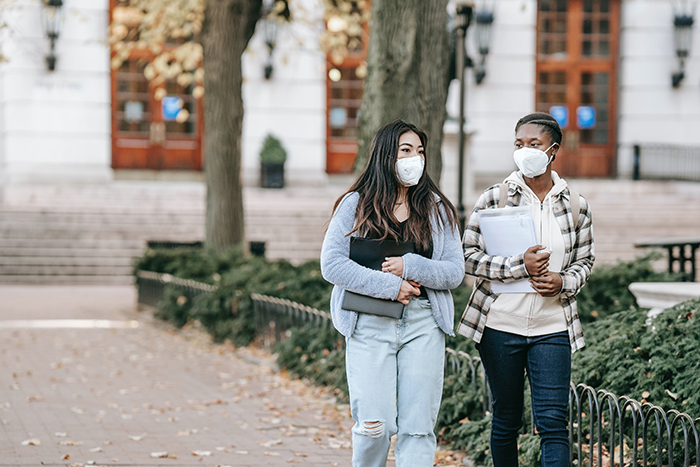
[345, 297, 445, 467]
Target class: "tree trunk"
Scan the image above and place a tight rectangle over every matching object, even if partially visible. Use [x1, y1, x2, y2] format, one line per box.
[354, 0, 450, 185]
[202, 0, 262, 251]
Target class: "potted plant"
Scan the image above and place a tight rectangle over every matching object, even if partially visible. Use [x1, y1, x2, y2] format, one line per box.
[259, 134, 287, 188]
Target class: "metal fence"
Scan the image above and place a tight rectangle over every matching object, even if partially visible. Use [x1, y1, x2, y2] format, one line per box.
[137, 273, 700, 466]
[633, 144, 700, 182]
[251, 293, 334, 348]
[135, 270, 217, 308]
[444, 348, 700, 467]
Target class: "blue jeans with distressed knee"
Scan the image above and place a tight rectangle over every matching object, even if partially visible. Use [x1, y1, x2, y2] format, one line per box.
[478, 327, 571, 467]
[345, 297, 445, 467]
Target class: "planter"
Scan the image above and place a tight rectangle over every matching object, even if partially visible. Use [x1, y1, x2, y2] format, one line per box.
[260, 162, 284, 188]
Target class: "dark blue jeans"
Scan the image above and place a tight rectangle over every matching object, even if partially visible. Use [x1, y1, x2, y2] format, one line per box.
[477, 327, 571, 467]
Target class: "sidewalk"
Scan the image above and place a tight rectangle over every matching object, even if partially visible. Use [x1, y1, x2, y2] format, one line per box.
[0, 286, 355, 466]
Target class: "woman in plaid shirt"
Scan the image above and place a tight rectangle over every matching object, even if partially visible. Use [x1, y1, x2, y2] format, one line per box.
[458, 112, 595, 467]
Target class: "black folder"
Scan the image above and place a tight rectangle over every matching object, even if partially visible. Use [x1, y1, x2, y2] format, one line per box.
[341, 237, 415, 319]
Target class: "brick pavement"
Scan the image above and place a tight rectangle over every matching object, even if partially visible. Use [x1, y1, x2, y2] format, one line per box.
[0, 286, 357, 467]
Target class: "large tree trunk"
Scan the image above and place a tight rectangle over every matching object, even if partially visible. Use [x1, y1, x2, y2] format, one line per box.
[354, 0, 451, 185]
[202, 0, 262, 251]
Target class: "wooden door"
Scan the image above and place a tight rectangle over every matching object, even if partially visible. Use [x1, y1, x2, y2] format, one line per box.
[326, 60, 365, 174]
[325, 6, 369, 174]
[110, 1, 203, 171]
[536, 0, 619, 177]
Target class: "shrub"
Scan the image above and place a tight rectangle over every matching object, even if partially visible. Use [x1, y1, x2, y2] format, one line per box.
[259, 134, 287, 164]
[576, 253, 678, 322]
[573, 298, 700, 416]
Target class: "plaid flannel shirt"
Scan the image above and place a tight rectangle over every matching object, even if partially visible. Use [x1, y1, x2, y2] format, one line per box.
[457, 181, 595, 353]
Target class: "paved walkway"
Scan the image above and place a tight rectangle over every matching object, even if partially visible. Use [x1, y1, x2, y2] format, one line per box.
[0, 286, 357, 466]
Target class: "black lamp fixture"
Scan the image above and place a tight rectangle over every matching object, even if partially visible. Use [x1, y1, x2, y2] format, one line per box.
[41, 0, 64, 72]
[671, 6, 695, 88]
[473, 7, 494, 85]
[261, 0, 282, 80]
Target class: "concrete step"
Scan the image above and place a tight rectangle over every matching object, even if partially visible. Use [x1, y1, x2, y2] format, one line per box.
[0, 275, 134, 285]
[0, 265, 133, 275]
[0, 256, 134, 267]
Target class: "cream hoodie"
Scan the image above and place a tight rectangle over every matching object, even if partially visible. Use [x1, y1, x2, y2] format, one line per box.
[484, 171, 568, 337]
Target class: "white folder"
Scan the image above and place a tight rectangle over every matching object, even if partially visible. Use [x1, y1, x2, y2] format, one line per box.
[478, 206, 538, 293]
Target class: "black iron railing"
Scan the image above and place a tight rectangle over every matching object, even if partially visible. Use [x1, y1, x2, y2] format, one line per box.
[251, 293, 334, 347]
[444, 348, 700, 467]
[633, 144, 700, 182]
[136, 272, 700, 466]
[135, 270, 217, 308]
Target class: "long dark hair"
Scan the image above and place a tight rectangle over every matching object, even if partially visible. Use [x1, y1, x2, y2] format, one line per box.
[332, 120, 458, 251]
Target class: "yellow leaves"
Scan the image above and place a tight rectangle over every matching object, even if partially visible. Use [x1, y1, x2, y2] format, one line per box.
[154, 88, 167, 101]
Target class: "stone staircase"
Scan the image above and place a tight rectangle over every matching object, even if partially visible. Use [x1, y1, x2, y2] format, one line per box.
[0, 182, 342, 284]
[0, 179, 698, 284]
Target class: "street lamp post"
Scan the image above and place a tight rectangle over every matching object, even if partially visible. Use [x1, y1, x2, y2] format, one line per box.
[671, 10, 694, 88]
[41, 0, 64, 72]
[454, 3, 473, 232]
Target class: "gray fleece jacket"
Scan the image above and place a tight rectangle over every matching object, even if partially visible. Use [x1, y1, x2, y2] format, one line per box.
[320, 192, 465, 337]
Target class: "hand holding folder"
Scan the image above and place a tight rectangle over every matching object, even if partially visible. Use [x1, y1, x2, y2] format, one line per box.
[341, 237, 415, 318]
[478, 206, 538, 293]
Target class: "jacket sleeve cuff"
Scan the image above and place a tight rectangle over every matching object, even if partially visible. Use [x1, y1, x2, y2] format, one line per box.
[391, 273, 403, 301]
[559, 272, 573, 297]
[401, 253, 415, 281]
[510, 253, 529, 279]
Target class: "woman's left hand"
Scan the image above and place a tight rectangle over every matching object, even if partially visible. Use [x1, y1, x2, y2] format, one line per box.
[382, 256, 404, 277]
[529, 272, 563, 297]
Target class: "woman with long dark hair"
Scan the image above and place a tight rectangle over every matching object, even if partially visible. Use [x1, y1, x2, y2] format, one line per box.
[458, 112, 595, 467]
[320, 120, 464, 467]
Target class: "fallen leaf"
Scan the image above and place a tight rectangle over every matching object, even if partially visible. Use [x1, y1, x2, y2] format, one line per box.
[59, 440, 84, 446]
[665, 389, 679, 400]
[26, 395, 44, 402]
[294, 452, 308, 457]
[21, 438, 42, 446]
[235, 450, 249, 455]
[258, 439, 282, 447]
[150, 451, 169, 458]
[264, 451, 281, 456]
[192, 450, 211, 456]
[641, 391, 650, 399]
[62, 454, 70, 460]
[55, 432, 68, 437]
[128, 434, 146, 441]
[89, 447, 103, 453]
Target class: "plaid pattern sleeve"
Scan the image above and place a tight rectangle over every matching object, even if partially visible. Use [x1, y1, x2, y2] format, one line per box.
[560, 195, 594, 299]
[457, 184, 595, 353]
[462, 187, 529, 282]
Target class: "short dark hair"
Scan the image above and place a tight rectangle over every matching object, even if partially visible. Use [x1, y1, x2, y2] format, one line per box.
[515, 112, 563, 146]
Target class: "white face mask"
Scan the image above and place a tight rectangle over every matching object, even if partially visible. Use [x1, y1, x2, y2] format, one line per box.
[513, 143, 557, 178]
[395, 155, 425, 187]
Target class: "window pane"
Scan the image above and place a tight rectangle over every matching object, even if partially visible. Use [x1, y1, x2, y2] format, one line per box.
[538, 2, 567, 58]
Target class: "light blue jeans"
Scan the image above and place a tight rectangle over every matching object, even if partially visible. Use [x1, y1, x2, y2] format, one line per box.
[345, 297, 445, 467]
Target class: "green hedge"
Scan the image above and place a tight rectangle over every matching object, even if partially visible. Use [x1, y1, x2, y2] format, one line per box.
[136, 248, 696, 466]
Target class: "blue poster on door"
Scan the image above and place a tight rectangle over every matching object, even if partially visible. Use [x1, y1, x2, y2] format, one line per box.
[577, 106, 596, 129]
[549, 106, 568, 128]
[162, 96, 184, 121]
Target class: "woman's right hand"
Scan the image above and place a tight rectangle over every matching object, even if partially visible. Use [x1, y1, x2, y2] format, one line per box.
[524, 245, 550, 276]
[397, 280, 421, 305]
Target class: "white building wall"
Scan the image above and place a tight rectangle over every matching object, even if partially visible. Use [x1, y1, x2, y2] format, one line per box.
[0, 0, 112, 186]
[242, 0, 328, 187]
[617, 0, 700, 178]
[441, 0, 538, 205]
